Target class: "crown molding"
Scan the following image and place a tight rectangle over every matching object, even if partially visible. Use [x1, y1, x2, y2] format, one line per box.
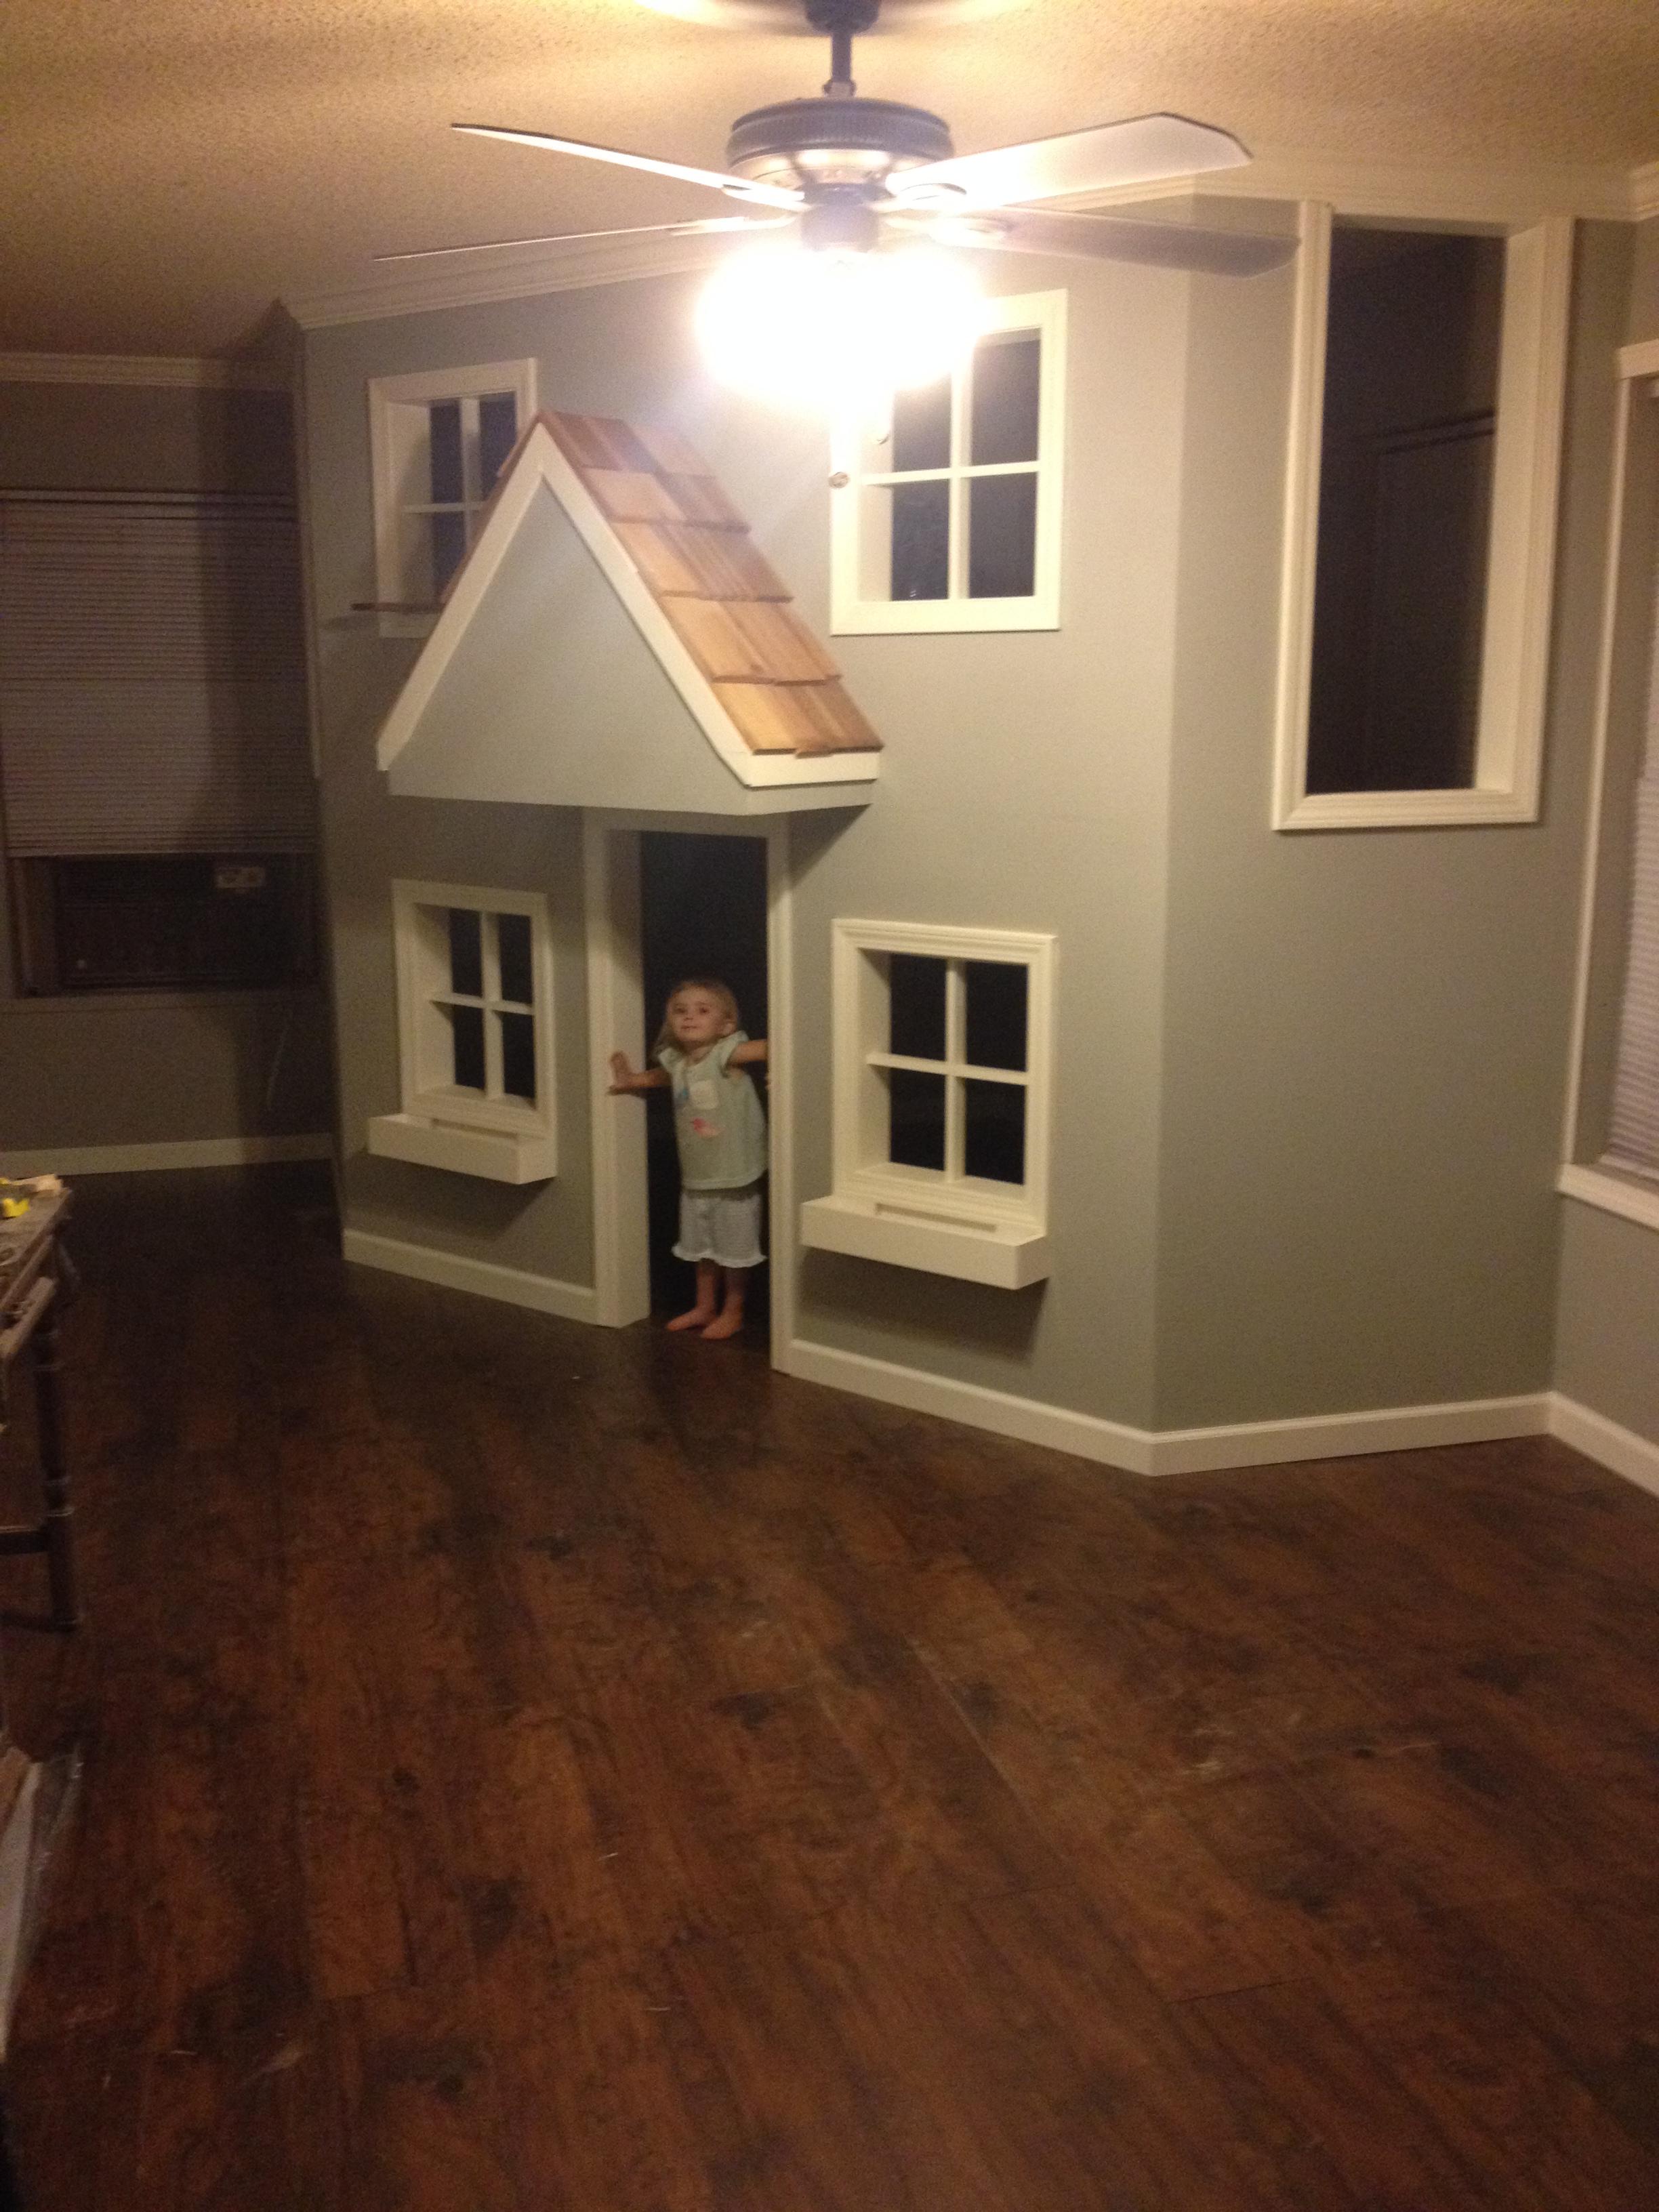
[1185, 147, 1637, 224]
[0, 352, 289, 390]
[1632, 161, 1659, 222]
[286, 233, 722, 330]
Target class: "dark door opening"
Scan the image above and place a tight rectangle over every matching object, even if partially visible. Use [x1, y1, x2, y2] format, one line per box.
[638, 832, 770, 1335]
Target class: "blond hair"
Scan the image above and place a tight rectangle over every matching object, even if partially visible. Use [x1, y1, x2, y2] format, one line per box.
[653, 976, 741, 1057]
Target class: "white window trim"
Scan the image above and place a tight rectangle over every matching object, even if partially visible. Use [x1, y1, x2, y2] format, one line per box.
[800, 918, 1055, 1288]
[1558, 337, 1659, 1238]
[1271, 205, 1574, 832]
[367, 359, 537, 638]
[367, 878, 557, 1183]
[830, 291, 1066, 636]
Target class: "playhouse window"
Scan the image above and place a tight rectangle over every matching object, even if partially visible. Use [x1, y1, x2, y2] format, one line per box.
[367, 880, 557, 1183]
[1273, 210, 1572, 830]
[368, 361, 537, 636]
[830, 291, 1065, 635]
[800, 920, 1054, 1288]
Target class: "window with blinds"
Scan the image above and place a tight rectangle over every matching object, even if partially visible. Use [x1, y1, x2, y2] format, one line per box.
[1605, 562, 1659, 1179]
[0, 491, 316, 992]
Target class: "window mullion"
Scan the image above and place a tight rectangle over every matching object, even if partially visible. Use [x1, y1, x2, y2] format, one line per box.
[481, 911, 504, 1099]
[948, 359, 971, 602]
[943, 961, 967, 1180]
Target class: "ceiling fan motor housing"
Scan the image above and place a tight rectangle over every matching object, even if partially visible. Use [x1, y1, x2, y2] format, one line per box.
[725, 97, 954, 193]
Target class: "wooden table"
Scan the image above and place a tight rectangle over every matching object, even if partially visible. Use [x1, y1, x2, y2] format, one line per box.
[0, 1190, 82, 2209]
[0, 1191, 78, 1634]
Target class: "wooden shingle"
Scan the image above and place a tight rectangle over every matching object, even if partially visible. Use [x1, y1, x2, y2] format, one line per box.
[538, 409, 880, 761]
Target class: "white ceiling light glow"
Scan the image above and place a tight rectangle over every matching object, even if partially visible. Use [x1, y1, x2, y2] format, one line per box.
[695, 242, 985, 407]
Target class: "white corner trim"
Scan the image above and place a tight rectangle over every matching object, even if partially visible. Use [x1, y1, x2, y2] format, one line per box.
[1630, 163, 1659, 223]
[1618, 337, 1659, 382]
[780, 1336, 1552, 1477]
[1557, 1161, 1659, 1235]
[341, 1229, 597, 1324]
[0, 1134, 333, 1176]
[0, 352, 290, 390]
[1548, 1393, 1659, 1500]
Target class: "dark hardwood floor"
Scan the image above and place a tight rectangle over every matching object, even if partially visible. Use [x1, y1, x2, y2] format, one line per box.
[3, 1165, 1658, 2208]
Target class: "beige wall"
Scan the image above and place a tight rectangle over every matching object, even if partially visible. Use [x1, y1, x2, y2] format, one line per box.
[0, 376, 333, 1160]
[302, 212, 1641, 1441]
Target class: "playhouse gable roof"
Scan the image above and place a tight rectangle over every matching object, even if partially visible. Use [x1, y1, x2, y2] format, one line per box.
[375, 410, 880, 813]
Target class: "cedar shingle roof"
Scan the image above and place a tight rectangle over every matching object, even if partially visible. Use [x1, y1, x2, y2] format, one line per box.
[529, 410, 881, 760]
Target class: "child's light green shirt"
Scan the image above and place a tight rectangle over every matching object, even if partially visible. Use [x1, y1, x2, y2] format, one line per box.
[657, 1030, 768, 1191]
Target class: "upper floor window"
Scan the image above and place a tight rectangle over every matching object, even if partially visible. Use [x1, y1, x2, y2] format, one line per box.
[1274, 211, 1572, 830]
[368, 361, 536, 634]
[830, 291, 1065, 635]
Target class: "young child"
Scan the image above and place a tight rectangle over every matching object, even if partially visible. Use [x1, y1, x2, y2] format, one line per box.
[609, 978, 769, 1340]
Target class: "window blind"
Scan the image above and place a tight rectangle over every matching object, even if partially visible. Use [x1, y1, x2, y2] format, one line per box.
[1606, 550, 1659, 1177]
[0, 493, 314, 855]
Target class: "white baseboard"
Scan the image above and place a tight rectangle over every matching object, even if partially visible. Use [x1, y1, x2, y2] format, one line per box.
[0, 1134, 334, 1177]
[342, 1228, 597, 1325]
[780, 1337, 1156, 1471]
[782, 1336, 1553, 1479]
[1548, 1393, 1659, 1500]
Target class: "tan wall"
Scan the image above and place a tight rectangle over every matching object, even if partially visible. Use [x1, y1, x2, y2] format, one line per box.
[0, 377, 333, 1159]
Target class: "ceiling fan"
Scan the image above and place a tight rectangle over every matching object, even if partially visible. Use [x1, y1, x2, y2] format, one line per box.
[385, 0, 1296, 282]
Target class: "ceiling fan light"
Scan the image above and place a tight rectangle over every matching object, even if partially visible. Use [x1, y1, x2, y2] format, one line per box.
[696, 243, 985, 408]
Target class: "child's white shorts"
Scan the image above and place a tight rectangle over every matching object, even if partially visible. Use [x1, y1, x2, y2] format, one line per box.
[675, 1181, 764, 1271]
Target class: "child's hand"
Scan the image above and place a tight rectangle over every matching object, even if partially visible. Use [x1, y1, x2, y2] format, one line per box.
[609, 1051, 642, 1094]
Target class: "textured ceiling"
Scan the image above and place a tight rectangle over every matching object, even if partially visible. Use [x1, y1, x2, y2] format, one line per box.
[3, 0, 1656, 358]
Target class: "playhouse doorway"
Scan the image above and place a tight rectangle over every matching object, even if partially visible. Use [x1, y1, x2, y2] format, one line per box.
[583, 813, 794, 1353]
[638, 831, 771, 1333]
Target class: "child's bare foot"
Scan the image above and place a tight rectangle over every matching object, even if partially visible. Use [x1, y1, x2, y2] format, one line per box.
[702, 1309, 743, 1340]
[666, 1305, 716, 1332]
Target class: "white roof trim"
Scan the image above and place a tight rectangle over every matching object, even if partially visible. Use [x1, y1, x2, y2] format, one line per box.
[375, 418, 876, 794]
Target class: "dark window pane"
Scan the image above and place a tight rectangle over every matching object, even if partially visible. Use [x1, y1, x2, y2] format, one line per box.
[496, 911, 533, 1005]
[888, 1069, 946, 1171]
[447, 907, 483, 997]
[450, 1004, 486, 1091]
[1306, 227, 1503, 794]
[890, 480, 950, 601]
[888, 954, 947, 1061]
[428, 398, 464, 504]
[963, 1080, 1025, 1184]
[970, 333, 1040, 466]
[430, 510, 467, 593]
[891, 377, 951, 473]
[964, 961, 1027, 1071]
[478, 392, 518, 490]
[968, 473, 1037, 599]
[499, 1012, 537, 1102]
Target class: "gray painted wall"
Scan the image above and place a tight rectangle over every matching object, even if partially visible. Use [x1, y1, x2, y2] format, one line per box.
[303, 213, 1641, 1443]
[0, 378, 333, 1158]
[1551, 213, 1659, 1451]
[1153, 223, 1631, 1427]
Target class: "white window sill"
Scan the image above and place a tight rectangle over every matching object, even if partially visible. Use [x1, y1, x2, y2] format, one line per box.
[801, 1192, 1049, 1289]
[1557, 1162, 1659, 1236]
[831, 595, 1058, 638]
[367, 1112, 556, 1185]
[1276, 787, 1540, 832]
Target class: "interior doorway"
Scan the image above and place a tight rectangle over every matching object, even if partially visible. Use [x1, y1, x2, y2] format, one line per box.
[638, 831, 771, 1336]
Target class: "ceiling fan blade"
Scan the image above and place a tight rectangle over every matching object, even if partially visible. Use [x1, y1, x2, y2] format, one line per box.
[453, 124, 802, 210]
[933, 206, 1295, 278]
[376, 216, 790, 264]
[891, 112, 1249, 211]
